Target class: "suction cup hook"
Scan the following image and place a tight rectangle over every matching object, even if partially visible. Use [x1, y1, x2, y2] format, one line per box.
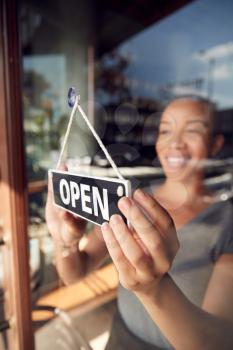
[68, 87, 77, 108]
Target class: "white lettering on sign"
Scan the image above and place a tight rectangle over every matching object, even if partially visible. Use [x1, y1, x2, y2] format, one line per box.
[59, 179, 70, 205]
[81, 184, 92, 214]
[70, 181, 80, 207]
[93, 187, 109, 220]
[59, 179, 110, 220]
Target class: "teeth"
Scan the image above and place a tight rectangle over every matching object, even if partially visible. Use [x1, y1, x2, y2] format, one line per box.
[167, 157, 188, 167]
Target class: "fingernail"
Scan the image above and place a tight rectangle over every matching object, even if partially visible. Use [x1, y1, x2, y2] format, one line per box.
[101, 222, 109, 232]
[119, 197, 132, 211]
[134, 189, 147, 200]
[110, 214, 122, 225]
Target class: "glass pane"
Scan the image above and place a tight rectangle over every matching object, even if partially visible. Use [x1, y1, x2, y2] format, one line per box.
[23, 54, 67, 180]
[19, 0, 233, 349]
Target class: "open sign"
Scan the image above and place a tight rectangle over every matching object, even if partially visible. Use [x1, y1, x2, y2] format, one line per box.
[49, 170, 131, 226]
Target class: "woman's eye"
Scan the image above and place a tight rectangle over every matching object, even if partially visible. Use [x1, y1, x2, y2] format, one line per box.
[186, 129, 202, 134]
[159, 130, 171, 135]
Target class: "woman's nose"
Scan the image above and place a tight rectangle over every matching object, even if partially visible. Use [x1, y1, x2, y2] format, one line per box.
[169, 132, 186, 149]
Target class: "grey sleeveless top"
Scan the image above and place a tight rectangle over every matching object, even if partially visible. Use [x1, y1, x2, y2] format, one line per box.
[117, 200, 233, 349]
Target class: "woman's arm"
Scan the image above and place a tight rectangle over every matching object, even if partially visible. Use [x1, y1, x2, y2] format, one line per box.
[137, 266, 233, 350]
[101, 189, 233, 350]
[52, 224, 108, 285]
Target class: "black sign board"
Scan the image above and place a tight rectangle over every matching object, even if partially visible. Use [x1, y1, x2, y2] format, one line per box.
[49, 169, 131, 226]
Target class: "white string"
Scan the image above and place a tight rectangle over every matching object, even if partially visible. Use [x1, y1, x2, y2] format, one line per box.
[77, 103, 124, 180]
[56, 96, 124, 181]
[56, 98, 79, 168]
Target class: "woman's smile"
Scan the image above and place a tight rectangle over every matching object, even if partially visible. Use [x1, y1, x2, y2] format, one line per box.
[165, 155, 190, 169]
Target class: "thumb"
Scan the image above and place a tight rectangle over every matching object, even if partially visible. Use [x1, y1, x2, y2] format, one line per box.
[47, 163, 68, 203]
[58, 163, 68, 172]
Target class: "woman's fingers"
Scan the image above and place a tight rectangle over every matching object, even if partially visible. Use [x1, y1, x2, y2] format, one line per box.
[118, 196, 159, 251]
[61, 211, 86, 232]
[119, 191, 179, 258]
[133, 189, 174, 240]
[109, 215, 154, 274]
[46, 172, 55, 208]
[101, 221, 154, 291]
[133, 189, 179, 257]
[47, 163, 68, 208]
[46, 163, 87, 242]
[101, 222, 134, 276]
[118, 197, 174, 273]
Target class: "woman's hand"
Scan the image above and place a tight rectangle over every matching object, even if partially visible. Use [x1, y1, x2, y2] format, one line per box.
[45, 164, 87, 248]
[101, 188, 179, 297]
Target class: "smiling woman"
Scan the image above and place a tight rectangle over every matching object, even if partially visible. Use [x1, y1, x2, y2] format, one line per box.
[156, 97, 224, 182]
[103, 96, 233, 350]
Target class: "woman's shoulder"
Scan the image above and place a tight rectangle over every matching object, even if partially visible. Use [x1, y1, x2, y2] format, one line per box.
[207, 198, 233, 223]
[210, 199, 233, 261]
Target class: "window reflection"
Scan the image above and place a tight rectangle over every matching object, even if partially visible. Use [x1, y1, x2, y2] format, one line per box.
[18, 0, 233, 348]
[23, 54, 67, 180]
[97, 0, 233, 167]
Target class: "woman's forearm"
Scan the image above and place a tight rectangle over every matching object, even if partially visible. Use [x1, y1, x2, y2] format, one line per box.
[54, 226, 108, 285]
[54, 241, 88, 285]
[136, 274, 233, 350]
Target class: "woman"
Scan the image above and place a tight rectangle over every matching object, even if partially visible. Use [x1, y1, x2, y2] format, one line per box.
[46, 97, 233, 350]
[102, 96, 233, 350]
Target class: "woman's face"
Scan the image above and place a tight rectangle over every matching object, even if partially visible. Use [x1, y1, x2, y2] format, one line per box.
[156, 99, 215, 182]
